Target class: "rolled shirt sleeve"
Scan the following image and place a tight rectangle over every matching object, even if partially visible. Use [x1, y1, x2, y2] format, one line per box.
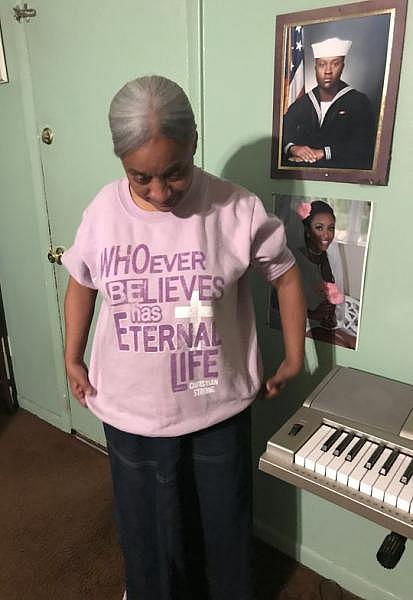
[61, 209, 97, 289]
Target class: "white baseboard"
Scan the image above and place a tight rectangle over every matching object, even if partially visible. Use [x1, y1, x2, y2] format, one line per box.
[253, 518, 403, 600]
[18, 396, 71, 433]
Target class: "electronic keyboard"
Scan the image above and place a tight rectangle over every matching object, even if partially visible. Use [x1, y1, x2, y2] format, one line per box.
[259, 366, 413, 541]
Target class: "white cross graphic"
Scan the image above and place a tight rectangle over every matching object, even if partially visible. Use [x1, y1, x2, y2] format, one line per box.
[174, 291, 213, 326]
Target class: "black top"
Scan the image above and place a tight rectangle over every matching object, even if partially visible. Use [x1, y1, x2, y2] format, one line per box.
[282, 81, 375, 169]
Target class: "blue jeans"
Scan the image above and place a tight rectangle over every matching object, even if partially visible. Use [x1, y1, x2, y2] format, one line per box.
[104, 407, 253, 600]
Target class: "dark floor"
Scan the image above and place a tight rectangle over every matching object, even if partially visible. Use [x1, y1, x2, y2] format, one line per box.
[0, 406, 363, 599]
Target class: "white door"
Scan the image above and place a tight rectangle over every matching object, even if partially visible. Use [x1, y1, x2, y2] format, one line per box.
[15, 0, 201, 443]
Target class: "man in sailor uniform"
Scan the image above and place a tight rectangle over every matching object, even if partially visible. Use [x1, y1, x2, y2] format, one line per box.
[282, 37, 375, 170]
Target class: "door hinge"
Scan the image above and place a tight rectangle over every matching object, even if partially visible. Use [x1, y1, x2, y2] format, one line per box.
[13, 3, 37, 23]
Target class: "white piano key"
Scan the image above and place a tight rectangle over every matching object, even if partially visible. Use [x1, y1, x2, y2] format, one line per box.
[294, 424, 334, 467]
[304, 428, 334, 471]
[360, 448, 392, 496]
[372, 452, 406, 502]
[384, 455, 411, 507]
[314, 431, 348, 476]
[396, 476, 413, 513]
[348, 441, 375, 490]
[326, 449, 350, 481]
[335, 436, 363, 484]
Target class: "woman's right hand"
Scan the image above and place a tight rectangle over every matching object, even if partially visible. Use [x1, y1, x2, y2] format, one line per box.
[65, 361, 95, 407]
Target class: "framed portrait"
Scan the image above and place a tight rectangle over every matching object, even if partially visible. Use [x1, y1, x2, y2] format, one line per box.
[271, 0, 407, 185]
[268, 194, 373, 350]
[0, 21, 8, 84]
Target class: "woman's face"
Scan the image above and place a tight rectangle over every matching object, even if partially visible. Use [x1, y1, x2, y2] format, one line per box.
[307, 212, 335, 253]
[122, 134, 196, 212]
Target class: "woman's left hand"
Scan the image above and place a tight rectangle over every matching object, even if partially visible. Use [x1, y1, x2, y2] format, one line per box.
[265, 359, 302, 399]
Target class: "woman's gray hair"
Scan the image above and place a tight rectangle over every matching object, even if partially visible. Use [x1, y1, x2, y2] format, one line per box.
[109, 75, 197, 158]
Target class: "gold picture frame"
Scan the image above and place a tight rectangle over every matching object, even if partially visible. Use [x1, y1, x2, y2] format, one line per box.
[271, 0, 407, 185]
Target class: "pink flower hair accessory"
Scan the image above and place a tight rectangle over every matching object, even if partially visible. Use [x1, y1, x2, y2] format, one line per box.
[295, 202, 312, 220]
[322, 282, 345, 305]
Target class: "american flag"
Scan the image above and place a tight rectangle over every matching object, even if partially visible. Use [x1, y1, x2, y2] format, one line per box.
[283, 25, 304, 113]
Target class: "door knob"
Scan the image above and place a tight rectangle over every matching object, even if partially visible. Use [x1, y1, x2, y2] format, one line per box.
[41, 127, 54, 145]
[48, 246, 65, 265]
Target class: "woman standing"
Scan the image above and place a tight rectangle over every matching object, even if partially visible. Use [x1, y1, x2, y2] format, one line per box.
[62, 75, 305, 600]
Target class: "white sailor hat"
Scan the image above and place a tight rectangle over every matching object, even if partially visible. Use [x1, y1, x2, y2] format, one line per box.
[311, 37, 352, 59]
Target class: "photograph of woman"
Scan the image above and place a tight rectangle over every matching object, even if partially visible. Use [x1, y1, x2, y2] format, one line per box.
[269, 195, 372, 350]
[295, 201, 347, 343]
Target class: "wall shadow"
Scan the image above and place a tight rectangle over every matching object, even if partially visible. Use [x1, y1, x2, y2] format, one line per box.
[221, 137, 336, 598]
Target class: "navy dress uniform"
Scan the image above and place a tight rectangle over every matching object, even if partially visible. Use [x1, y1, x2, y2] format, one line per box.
[282, 37, 375, 170]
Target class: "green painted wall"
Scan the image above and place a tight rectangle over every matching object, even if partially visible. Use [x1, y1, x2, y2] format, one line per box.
[201, 1, 412, 599]
[0, 0, 412, 598]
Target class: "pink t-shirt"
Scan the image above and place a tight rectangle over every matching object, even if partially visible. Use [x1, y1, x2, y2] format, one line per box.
[62, 167, 295, 436]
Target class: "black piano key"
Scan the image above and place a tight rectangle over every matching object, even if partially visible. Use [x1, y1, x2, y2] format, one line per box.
[345, 437, 366, 462]
[364, 444, 385, 470]
[379, 449, 399, 475]
[400, 457, 413, 485]
[333, 432, 355, 456]
[321, 428, 343, 452]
